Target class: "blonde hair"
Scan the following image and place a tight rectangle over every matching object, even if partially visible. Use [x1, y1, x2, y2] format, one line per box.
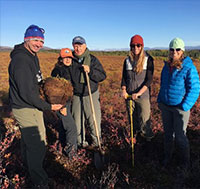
[129, 47, 145, 73]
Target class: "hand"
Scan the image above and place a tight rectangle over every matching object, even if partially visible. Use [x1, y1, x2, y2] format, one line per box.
[51, 104, 63, 111]
[132, 93, 141, 100]
[60, 107, 67, 116]
[121, 90, 128, 99]
[82, 65, 90, 73]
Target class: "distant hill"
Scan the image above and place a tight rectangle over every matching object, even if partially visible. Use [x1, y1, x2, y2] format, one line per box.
[151, 46, 200, 50]
[0, 45, 200, 52]
[0, 46, 52, 51]
[41, 46, 53, 51]
[93, 46, 200, 51]
[185, 46, 200, 50]
[0, 46, 13, 51]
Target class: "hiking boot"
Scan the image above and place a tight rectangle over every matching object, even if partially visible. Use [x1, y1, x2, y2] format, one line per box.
[161, 158, 171, 168]
[82, 141, 89, 148]
[85, 143, 99, 151]
[63, 145, 77, 160]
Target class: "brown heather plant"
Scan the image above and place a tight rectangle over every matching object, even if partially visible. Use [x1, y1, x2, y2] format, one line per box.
[0, 51, 200, 188]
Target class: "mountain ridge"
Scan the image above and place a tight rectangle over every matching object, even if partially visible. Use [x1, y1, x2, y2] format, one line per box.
[0, 45, 200, 51]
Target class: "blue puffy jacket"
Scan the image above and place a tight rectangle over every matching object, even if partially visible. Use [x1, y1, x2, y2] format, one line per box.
[157, 56, 200, 111]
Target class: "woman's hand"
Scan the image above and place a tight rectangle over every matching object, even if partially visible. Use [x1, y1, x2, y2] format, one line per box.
[132, 93, 141, 100]
[60, 107, 67, 116]
[51, 104, 63, 111]
[121, 90, 128, 99]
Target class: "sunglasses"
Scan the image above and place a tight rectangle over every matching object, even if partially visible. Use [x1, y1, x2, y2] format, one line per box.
[170, 48, 181, 52]
[131, 44, 142, 48]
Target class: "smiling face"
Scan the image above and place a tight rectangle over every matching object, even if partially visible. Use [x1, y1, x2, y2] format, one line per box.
[73, 43, 87, 56]
[169, 48, 184, 61]
[62, 57, 72, 66]
[24, 39, 44, 54]
[130, 44, 142, 56]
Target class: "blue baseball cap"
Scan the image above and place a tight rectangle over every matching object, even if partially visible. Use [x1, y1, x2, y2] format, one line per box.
[72, 36, 86, 44]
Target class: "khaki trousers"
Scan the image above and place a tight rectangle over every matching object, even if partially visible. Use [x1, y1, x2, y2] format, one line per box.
[126, 97, 154, 138]
[72, 90, 101, 146]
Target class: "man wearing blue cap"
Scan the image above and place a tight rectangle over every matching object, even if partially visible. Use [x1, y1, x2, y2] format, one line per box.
[8, 25, 63, 188]
[69, 36, 106, 148]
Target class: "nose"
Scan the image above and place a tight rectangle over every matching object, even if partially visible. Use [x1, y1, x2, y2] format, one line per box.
[76, 46, 81, 50]
[36, 41, 44, 47]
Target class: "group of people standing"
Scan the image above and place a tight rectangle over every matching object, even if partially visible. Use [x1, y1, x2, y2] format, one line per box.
[121, 34, 200, 171]
[51, 36, 106, 157]
[8, 24, 200, 188]
[8, 25, 106, 188]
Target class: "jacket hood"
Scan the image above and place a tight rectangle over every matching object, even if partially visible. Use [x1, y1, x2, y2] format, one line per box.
[10, 43, 32, 59]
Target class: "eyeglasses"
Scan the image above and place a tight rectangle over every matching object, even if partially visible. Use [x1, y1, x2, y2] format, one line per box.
[170, 48, 181, 52]
[131, 44, 142, 48]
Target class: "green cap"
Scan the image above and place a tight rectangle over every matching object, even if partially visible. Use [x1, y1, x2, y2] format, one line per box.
[169, 38, 185, 51]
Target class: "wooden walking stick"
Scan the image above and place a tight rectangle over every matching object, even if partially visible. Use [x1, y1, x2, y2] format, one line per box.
[85, 72, 105, 169]
[85, 72, 102, 151]
[129, 99, 135, 167]
[127, 95, 135, 167]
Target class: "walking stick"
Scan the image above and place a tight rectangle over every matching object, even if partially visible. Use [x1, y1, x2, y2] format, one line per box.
[85, 72, 104, 154]
[127, 95, 135, 167]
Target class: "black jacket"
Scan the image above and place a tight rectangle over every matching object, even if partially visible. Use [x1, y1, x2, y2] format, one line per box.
[8, 43, 51, 111]
[51, 54, 106, 96]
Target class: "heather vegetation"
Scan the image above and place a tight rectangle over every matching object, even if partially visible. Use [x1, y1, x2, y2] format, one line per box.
[0, 51, 200, 188]
[45, 49, 200, 60]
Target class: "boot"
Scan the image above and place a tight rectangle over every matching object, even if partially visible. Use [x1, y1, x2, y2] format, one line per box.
[178, 146, 190, 171]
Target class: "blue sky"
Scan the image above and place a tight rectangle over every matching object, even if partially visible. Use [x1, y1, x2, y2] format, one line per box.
[0, 0, 200, 50]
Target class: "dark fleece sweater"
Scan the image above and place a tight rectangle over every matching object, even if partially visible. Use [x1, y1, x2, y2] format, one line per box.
[8, 43, 51, 111]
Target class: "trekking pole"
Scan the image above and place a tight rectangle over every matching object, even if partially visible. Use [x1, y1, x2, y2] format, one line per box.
[85, 72, 103, 154]
[126, 94, 134, 167]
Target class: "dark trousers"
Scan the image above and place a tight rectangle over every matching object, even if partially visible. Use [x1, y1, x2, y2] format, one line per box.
[56, 102, 77, 155]
[158, 103, 190, 167]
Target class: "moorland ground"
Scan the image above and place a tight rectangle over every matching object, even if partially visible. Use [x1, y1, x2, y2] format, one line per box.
[0, 51, 200, 188]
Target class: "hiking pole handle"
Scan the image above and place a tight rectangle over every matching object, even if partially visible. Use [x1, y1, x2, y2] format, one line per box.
[126, 94, 132, 99]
